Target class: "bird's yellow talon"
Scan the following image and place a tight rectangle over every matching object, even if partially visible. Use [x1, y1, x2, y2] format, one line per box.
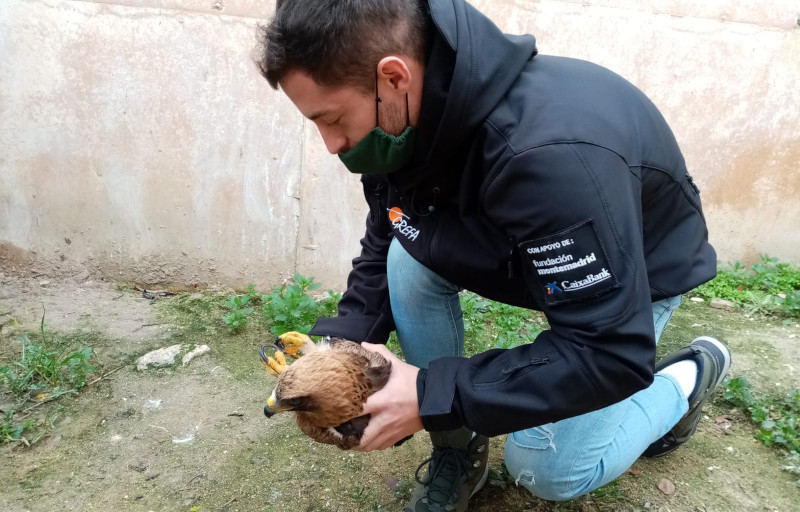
[260, 346, 288, 375]
[267, 352, 287, 376]
[276, 331, 313, 358]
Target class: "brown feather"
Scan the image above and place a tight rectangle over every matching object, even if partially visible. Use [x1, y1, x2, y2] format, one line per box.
[267, 338, 394, 449]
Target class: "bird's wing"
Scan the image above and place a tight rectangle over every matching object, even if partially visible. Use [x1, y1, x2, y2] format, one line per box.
[329, 338, 391, 392]
[297, 414, 361, 450]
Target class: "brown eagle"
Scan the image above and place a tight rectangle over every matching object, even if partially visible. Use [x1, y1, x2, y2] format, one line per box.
[262, 336, 396, 450]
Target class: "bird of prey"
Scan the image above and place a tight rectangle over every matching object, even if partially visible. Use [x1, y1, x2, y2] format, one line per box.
[262, 337, 395, 450]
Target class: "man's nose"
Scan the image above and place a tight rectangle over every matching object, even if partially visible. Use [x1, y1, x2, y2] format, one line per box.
[318, 127, 348, 155]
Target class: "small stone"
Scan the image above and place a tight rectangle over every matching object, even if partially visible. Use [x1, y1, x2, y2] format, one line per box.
[384, 478, 399, 491]
[137, 345, 182, 371]
[187, 293, 204, 301]
[657, 477, 676, 495]
[690, 297, 705, 303]
[182, 345, 211, 366]
[129, 461, 147, 473]
[143, 399, 162, 412]
[39, 280, 50, 287]
[710, 298, 736, 311]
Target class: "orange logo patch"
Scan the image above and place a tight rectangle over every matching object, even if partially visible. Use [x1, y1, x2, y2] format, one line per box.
[387, 206, 420, 241]
[388, 206, 405, 223]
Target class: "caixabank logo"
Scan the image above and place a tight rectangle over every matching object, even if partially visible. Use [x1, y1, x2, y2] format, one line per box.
[545, 282, 562, 295]
[388, 207, 421, 241]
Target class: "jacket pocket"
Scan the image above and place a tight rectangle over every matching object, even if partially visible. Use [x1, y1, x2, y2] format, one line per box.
[473, 352, 558, 389]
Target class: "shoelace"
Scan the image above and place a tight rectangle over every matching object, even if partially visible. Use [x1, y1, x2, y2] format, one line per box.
[414, 448, 469, 506]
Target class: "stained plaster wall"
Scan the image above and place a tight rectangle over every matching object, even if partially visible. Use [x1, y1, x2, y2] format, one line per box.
[1, 0, 798, 292]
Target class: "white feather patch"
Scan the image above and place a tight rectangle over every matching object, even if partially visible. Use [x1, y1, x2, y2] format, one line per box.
[315, 337, 331, 352]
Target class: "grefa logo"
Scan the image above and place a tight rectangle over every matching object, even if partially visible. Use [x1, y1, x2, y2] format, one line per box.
[387, 207, 420, 241]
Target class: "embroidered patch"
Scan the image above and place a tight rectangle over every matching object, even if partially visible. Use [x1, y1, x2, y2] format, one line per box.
[519, 220, 619, 306]
[387, 206, 420, 241]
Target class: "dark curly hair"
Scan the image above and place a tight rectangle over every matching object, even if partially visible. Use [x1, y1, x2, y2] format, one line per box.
[255, 0, 430, 92]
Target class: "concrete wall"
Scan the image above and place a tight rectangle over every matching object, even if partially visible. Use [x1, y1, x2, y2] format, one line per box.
[1, 0, 799, 292]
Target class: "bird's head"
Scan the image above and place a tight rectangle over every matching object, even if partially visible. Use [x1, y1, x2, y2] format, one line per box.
[263, 352, 332, 418]
[263, 387, 315, 418]
[262, 348, 374, 425]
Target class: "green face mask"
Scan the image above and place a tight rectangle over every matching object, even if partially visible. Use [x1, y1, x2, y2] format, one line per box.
[338, 77, 417, 175]
[338, 125, 417, 175]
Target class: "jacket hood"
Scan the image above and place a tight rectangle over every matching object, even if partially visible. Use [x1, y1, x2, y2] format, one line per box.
[408, 0, 538, 175]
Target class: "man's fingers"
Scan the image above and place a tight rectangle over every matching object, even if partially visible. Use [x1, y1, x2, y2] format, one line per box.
[353, 343, 424, 452]
[359, 391, 376, 416]
[355, 415, 394, 451]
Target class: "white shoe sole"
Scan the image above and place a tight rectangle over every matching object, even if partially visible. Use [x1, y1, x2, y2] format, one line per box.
[692, 336, 732, 388]
[470, 463, 490, 498]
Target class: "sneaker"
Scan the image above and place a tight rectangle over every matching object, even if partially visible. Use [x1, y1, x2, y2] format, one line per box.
[642, 336, 732, 458]
[404, 428, 490, 512]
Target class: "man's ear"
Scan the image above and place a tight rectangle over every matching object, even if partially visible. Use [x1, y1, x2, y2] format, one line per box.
[377, 56, 413, 94]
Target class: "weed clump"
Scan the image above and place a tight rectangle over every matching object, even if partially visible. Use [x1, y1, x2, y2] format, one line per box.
[460, 292, 547, 354]
[0, 313, 95, 445]
[693, 255, 800, 318]
[222, 285, 257, 333]
[0, 315, 95, 401]
[723, 377, 800, 484]
[222, 274, 341, 337]
[723, 377, 800, 453]
[262, 274, 334, 336]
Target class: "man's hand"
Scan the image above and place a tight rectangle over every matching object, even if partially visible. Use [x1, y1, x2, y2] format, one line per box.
[354, 342, 424, 451]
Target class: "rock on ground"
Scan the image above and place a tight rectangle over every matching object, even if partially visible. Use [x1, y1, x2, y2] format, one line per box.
[710, 298, 736, 311]
[137, 344, 182, 371]
[182, 345, 211, 366]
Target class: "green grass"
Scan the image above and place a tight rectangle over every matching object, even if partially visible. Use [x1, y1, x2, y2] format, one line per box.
[222, 274, 342, 338]
[692, 255, 800, 318]
[722, 376, 800, 484]
[222, 285, 257, 333]
[0, 313, 96, 445]
[261, 273, 340, 336]
[1, 410, 35, 444]
[0, 314, 95, 403]
[460, 292, 548, 355]
[723, 377, 800, 453]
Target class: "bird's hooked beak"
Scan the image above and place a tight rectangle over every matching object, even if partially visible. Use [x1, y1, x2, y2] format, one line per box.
[264, 389, 281, 418]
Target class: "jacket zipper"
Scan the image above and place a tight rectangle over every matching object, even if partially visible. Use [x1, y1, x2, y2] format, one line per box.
[507, 239, 516, 279]
[502, 357, 550, 374]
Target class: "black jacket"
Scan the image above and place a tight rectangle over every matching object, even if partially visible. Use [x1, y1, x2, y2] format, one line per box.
[309, 0, 716, 436]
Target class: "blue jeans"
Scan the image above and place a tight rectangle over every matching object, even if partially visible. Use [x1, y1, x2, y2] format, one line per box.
[387, 238, 688, 501]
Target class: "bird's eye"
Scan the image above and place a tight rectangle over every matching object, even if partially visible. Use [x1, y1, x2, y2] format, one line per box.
[283, 396, 316, 412]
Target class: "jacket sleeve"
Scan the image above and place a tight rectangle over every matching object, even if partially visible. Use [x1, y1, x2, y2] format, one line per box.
[308, 176, 396, 344]
[417, 143, 658, 436]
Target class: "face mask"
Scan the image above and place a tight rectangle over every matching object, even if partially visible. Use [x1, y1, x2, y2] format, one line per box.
[339, 77, 417, 175]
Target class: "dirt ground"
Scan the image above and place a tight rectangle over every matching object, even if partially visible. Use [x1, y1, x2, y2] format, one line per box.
[1, 273, 799, 512]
